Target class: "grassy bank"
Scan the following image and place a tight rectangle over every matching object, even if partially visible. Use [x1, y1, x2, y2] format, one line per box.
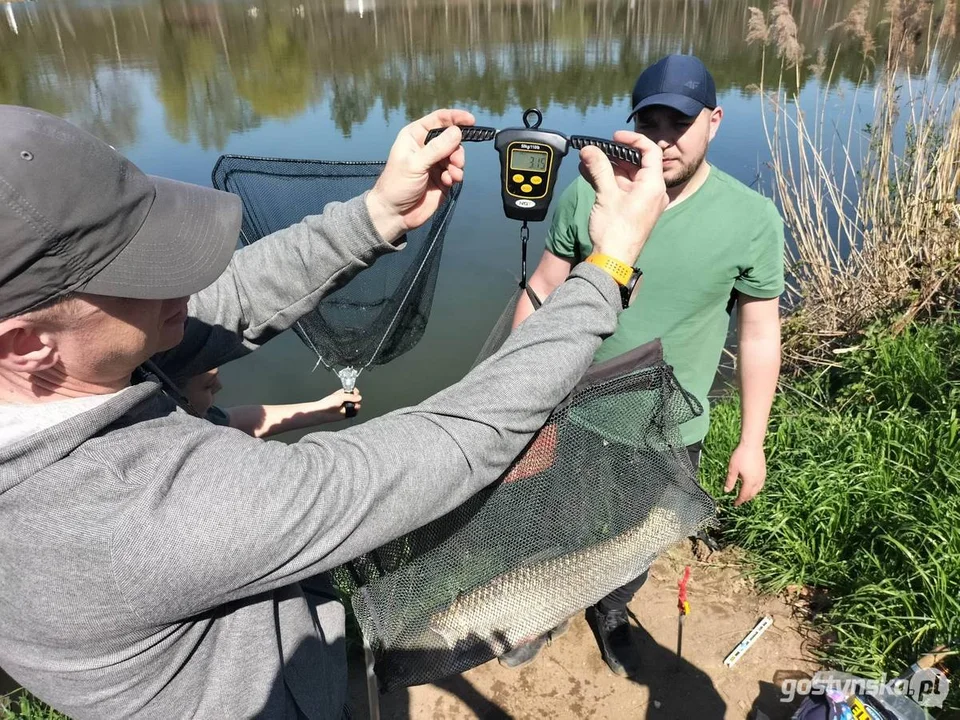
[702, 320, 960, 710]
[0, 692, 61, 720]
[710, 0, 960, 710]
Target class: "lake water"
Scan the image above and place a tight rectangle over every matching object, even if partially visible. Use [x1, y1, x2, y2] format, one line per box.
[0, 0, 933, 436]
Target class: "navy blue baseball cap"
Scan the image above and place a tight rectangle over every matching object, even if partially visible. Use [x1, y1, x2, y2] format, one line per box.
[627, 54, 717, 121]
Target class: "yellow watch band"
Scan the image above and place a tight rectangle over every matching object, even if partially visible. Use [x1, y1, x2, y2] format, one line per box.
[584, 253, 634, 286]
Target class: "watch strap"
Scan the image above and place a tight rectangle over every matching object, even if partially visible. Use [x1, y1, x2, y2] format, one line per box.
[584, 253, 634, 286]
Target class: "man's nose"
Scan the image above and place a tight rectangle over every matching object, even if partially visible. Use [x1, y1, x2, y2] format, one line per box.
[657, 137, 673, 150]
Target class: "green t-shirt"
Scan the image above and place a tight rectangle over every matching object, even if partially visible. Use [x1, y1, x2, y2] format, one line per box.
[546, 166, 785, 445]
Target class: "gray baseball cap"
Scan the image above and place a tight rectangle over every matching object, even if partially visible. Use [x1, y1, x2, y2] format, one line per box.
[0, 105, 242, 319]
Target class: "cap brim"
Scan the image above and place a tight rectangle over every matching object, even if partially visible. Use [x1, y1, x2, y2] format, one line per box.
[80, 176, 242, 300]
[627, 93, 705, 121]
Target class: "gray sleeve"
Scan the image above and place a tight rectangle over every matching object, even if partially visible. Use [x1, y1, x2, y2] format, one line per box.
[151, 193, 400, 381]
[111, 264, 623, 621]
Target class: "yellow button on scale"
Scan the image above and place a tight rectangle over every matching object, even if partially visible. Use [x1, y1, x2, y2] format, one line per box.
[530, 176, 543, 185]
[512, 174, 525, 183]
[520, 183, 533, 193]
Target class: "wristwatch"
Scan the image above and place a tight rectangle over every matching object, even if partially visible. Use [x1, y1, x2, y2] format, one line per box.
[585, 253, 643, 309]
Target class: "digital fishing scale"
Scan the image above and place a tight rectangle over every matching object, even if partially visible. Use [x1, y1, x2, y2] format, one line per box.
[425, 108, 644, 304]
[427, 108, 641, 222]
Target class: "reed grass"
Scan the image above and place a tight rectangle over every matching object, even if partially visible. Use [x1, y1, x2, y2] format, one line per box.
[712, 9, 960, 705]
[746, 0, 960, 369]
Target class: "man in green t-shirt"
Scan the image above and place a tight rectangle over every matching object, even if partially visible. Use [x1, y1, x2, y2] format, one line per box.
[504, 54, 785, 675]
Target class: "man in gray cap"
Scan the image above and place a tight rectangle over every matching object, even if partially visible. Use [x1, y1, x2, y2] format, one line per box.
[0, 104, 669, 719]
[508, 54, 785, 675]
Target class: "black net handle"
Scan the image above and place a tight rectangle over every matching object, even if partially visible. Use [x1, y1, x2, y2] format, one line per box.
[424, 127, 642, 166]
[567, 135, 642, 166]
[425, 126, 497, 143]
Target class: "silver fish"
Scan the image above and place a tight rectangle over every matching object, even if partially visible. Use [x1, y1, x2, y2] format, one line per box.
[426, 503, 691, 654]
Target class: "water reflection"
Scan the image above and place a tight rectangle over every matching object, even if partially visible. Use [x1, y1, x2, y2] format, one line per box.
[2, 0, 949, 151]
[2, 0, 954, 429]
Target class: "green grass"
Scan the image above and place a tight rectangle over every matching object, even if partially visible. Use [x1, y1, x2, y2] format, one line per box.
[0, 691, 64, 720]
[702, 320, 960, 711]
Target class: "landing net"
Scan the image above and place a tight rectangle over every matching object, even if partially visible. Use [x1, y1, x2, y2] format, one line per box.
[333, 337, 717, 691]
[211, 156, 460, 382]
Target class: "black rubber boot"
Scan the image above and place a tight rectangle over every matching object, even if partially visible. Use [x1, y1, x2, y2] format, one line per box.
[497, 620, 570, 669]
[498, 633, 547, 669]
[589, 606, 633, 677]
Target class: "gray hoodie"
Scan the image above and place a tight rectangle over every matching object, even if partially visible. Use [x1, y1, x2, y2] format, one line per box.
[0, 194, 622, 719]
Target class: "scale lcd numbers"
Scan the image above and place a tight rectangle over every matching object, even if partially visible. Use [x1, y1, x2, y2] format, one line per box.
[510, 149, 549, 172]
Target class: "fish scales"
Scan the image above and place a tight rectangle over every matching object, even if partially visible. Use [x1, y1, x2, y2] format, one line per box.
[427, 505, 683, 652]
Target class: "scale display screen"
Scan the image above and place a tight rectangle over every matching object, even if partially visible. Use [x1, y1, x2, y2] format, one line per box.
[510, 149, 548, 172]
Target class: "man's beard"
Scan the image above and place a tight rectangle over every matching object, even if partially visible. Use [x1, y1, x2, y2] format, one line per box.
[664, 147, 707, 188]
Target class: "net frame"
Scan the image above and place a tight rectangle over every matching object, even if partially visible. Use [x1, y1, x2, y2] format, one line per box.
[210, 155, 462, 382]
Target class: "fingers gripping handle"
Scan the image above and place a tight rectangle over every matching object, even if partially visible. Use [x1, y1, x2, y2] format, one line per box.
[343, 388, 359, 418]
[425, 126, 498, 143]
[567, 135, 642, 166]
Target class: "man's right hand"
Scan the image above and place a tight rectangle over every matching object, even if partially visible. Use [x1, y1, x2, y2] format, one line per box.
[578, 132, 667, 267]
[366, 108, 474, 243]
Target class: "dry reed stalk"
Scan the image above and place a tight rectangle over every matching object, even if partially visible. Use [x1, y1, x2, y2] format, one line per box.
[940, 0, 957, 40]
[770, 0, 805, 69]
[746, 6, 770, 45]
[831, 0, 877, 58]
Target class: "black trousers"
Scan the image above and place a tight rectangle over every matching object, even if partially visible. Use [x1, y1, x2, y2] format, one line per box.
[596, 442, 703, 614]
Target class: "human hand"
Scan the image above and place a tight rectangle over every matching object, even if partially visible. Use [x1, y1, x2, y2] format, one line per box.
[366, 108, 475, 241]
[578, 131, 668, 267]
[724, 443, 767, 506]
[317, 388, 363, 422]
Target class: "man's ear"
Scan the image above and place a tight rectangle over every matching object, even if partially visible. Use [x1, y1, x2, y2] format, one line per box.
[0, 319, 59, 373]
[708, 107, 723, 142]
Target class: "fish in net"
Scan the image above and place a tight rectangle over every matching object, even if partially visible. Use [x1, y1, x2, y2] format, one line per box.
[210, 156, 461, 393]
[332, 334, 718, 691]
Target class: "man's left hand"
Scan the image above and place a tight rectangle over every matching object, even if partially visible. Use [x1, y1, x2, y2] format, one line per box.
[724, 443, 766, 506]
[366, 108, 475, 241]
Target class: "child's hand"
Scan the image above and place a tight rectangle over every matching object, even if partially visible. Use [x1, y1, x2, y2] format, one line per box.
[322, 389, 361, 420]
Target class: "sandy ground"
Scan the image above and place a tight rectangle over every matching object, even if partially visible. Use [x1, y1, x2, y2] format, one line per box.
[347, 541, 821, 720]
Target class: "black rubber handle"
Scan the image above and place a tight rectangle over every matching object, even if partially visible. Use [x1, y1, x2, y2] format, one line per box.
[344, 401, 357, 419]
[425, 125, 498, 143]
[567, 135, 642, 166]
